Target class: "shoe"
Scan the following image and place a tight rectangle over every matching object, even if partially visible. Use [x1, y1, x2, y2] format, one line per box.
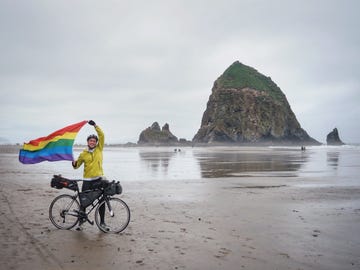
[100, 223, 110, 232]
[76, 225, 83, 231]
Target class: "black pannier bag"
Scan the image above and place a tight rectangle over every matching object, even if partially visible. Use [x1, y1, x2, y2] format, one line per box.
[79, 190, 102, 208]
[104, 181, 122, 196]
[51, 175, 78, 191]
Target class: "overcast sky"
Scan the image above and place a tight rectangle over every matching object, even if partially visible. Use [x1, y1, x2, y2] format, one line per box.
[1, 0, 359, 144]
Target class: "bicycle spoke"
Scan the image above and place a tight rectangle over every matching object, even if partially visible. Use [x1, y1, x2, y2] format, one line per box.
[95, 198, 130, 233]
[49, 194, 80, 230]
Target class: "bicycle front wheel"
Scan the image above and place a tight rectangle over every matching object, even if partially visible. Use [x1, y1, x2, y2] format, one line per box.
[49, 194, 80, 230]
[95, 198, 130, 233]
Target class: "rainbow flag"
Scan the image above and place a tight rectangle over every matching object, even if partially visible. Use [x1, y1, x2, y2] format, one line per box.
[19, 120, 88, 164]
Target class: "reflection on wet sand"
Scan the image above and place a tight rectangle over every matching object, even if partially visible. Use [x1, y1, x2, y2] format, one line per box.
[0, 145, 358, 181]
[194, 149, 309, 178]
[137, 148, 311, 179]
[327, 151, 340, 168]
[139, 151, 176, 175]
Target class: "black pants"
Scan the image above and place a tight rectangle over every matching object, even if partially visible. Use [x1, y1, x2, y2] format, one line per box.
[81, 179, 106, 223]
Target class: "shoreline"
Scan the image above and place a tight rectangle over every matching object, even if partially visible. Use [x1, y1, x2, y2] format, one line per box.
[2, 143, 359, 151]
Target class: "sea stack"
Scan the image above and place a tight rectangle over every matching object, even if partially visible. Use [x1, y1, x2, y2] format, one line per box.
[138, 122, 178, 145]
[326, 128, 345, 145]
[193, 61, 319, 145]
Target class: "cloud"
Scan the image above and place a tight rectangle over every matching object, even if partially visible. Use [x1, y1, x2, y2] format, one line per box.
[1, 0, 359, 144]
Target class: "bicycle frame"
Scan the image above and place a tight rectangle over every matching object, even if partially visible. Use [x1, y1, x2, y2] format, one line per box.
[82, 192, 109, 216]
[79, 191, 111, 218]
[61, 189, 108, 222]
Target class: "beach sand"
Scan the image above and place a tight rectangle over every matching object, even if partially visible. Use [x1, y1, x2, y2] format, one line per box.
[1, 147, 360, 270]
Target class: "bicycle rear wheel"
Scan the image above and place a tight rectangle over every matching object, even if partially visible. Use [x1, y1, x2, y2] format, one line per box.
[95, 198, 130, 233]
[49, 194, 80, 230]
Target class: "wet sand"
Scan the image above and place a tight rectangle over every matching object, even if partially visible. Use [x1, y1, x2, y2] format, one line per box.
[1, 146, 360, 270]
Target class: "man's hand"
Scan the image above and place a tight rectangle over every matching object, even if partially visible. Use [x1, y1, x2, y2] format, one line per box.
[88, 120, 96, 126]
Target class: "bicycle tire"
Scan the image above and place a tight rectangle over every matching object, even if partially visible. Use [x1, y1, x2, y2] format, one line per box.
[49, 194, 80, 230]
[95, 197, 130, 233]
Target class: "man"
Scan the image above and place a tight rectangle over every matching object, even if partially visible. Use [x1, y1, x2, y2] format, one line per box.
[72, 120, 108, 231]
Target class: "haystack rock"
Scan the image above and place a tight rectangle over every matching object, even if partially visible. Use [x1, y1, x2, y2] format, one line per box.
[326, 128, 345, 145]
[138, 122, 178, 145]
[193, 61, 320, 145]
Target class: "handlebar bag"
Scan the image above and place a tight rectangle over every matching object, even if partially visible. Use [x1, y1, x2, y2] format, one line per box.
[104, 181, 122, 196]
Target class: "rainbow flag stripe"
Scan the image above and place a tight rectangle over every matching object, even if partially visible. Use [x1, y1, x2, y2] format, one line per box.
[19, 121, 87, 164]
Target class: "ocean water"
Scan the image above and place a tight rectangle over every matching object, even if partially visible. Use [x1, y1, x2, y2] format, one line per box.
[2, 145, 360, 185]
[90, 145, 360, 184]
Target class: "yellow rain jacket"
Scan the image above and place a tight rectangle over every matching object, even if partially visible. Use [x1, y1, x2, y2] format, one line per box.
[73, 125, 104, 179]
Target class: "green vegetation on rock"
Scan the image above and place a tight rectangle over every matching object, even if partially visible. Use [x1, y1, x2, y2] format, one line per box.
[217, 61, 285, 101]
